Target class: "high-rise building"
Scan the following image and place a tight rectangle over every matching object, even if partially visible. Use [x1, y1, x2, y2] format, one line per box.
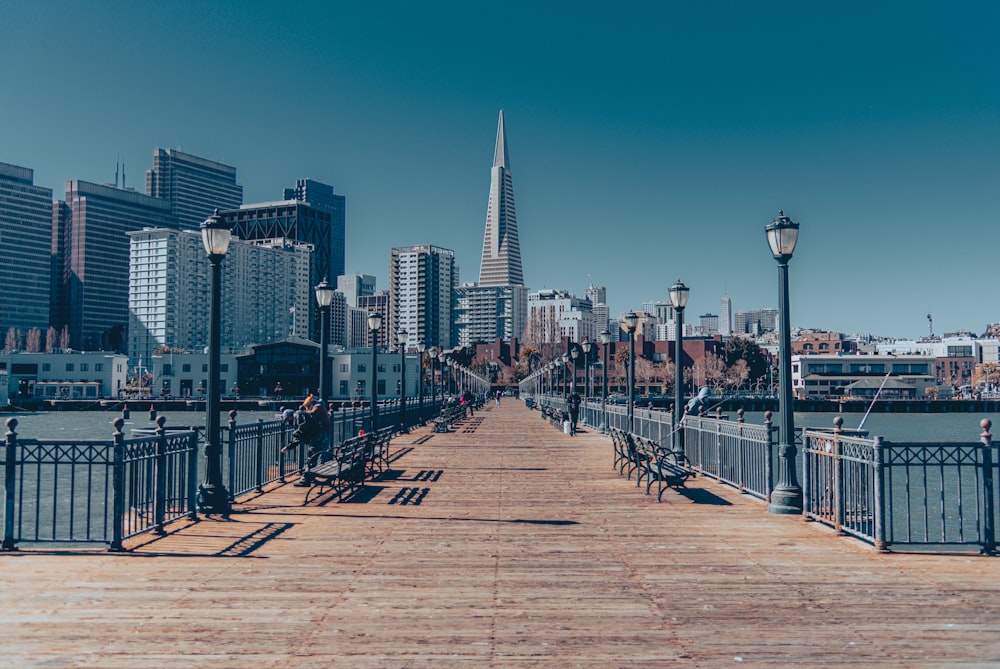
[389, 245, 456, 350]
[357, 290, 390, 350]
[146, 148, 243, 230]
[224, 182, 346, 340]
[454, 284, 527, 348]
[720, 294, 733, 336]
[0, 162, 53, 337]
[526, 290, 599, 344]
[456, 111, 529, 345]
[479, 110, 524, 287]
[56, 181, 177, 351]
[735, 308, 778, 336]
[126, 228, 311, 365]
[337, 273, 376, 308]
[585, 284, 606, 306]
[699, 313, 720, 336]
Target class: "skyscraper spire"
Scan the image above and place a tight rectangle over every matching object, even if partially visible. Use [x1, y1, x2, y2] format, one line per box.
[479, 109, 524, 287]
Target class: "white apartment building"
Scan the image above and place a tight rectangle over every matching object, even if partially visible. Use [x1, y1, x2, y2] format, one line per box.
[389, 245, 456, 350]
[526, 290, 600, 343]
[127, 229, 312, 366]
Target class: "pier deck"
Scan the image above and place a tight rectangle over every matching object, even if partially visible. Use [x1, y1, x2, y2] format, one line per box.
[4, 402, 1000, 667]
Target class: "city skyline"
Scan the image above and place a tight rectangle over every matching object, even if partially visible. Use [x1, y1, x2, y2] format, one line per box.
[2, 2, 997, 339]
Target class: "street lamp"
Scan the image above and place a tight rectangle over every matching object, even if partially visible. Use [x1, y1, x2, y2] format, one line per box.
[314, 278, 335, 402]
[561, 353, 570, 398]
[569, 345, 580, 395]
[581, 339, 592, 399]
[669, 279, 689, 454]
[397, 330, 408, 433]
[198, 209, 232, 515]
[368, 312, 382, 434]
[766, 209, 802, 514]
[428, 346, 439, 411]
[416, 340, 425, 422]
[624, 312, 638, 433]
[598, 329, 611, 433]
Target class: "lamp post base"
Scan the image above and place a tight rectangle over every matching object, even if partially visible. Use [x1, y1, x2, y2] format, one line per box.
[197, 483, 231, 515]
[767, 486, 803, 515]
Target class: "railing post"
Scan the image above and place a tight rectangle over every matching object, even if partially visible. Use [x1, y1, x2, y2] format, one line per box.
[227, 410, 238, 501]
[4, 418, 19, 551]
[110, 418, 125, 551]
[872, 435, 888, 552]
[981, 419, 995, 555]
[834, 417, 846, 534]
[153, 416, 167, 535]
[187, 430, 199, 520]
[715, 420, 722, 484]
[736, 409, 746, 493]
[764, 411, 774, 504]
[255, 418, 265, 493]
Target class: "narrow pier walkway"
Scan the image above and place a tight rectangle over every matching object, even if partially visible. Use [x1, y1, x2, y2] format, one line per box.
[4, 403, 1000, 667]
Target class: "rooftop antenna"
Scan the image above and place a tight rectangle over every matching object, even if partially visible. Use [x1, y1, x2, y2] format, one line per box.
[122, 158, 126, 189]
[927, 313, 933, 337]
[114, 156, 120, 188]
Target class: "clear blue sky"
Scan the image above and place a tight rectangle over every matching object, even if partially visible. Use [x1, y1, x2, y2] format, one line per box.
[3, 1, 998, 339]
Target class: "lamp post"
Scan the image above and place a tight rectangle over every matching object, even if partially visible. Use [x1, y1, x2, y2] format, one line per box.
[428, 346, 439, 410]
[669, 279, 689, 454]
[198, 209, 232, 515]
[599, 329, 610, 433]
[561, 354, 570, 398]
[397, 330, 408, 433]
[570, 345, 580, 395]
[416, 340, 425, 423]
[766, 209, 802, 514]
[368, 312, 382, 434]
[624, 312, 638, 433]
[581, 339, 592, 399]
[314, 278, 335, 402]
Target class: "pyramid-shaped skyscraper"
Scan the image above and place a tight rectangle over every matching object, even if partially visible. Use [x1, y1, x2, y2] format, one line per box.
[479, 110, 524, 287]
[454, 110, 527, 347]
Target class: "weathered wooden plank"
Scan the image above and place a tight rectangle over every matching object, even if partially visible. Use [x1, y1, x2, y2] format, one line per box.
[2, 403, 1000, 667]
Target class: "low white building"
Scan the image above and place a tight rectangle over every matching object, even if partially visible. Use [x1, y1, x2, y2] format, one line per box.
[792, 353, 937, 399]
[329, 350, 420, 401]
[0, 351, 129, 400]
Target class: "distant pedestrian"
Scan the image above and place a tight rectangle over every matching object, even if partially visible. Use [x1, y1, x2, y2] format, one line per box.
[495, 389, 501, 407]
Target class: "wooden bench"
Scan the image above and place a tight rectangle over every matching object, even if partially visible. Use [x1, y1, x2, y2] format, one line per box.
[433, 406, 465, 433]
[301, 434, 368, 503]
[365, 426, 393, 477]
[633, 435, 694, 501]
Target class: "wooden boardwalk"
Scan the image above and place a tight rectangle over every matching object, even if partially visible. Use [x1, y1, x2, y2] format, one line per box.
[4, 402, 1000, 667]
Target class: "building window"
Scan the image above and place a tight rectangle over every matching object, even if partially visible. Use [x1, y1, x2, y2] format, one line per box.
[220, 364, 229, 372]
[358, 364, 367, 373]
[80, 363, 89, 372]
[95, 363, 103, 372]
[182, 364, 191, 372]
[340, 380, 348, 395]
[340, 364, 349, 373]
[377, 379, 386, 394]
[378, 364, 386, 373]
[66, 363, 74, 372]
[42, 363, 50, 372]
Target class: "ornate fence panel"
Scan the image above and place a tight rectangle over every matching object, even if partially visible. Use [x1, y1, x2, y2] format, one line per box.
[681, 415, 773, 500]
[3, 418, 198, 551]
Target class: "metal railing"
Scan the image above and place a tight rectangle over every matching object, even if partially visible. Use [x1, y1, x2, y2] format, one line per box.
[3, 398, 442, 552]
[803, 424, 1000, 552]
[533, 393, 1000, 553]
[681, 414, 774, 500]
[3, 417, 199, 551]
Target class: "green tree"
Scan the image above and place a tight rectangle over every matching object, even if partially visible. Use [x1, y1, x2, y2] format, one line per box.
[724, 337, 768, 381]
